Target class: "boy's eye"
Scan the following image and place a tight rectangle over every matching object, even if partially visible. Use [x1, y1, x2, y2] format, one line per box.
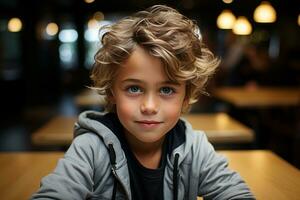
[160, 87, 174, 95]
[127, 86, 142, 94]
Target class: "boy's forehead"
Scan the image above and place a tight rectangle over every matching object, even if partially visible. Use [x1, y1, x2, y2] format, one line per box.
[121, 78, 182, 86]
[120, 46, 162, 72]
[116, 68, 184, 86]
[123, 46, 159, 64]
[116, 45, 183, 85]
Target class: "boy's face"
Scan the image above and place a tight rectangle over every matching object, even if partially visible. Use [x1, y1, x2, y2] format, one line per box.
[111, 46, 187, 145]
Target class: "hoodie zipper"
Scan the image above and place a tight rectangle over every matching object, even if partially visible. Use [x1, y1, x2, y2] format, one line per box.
[109, 143, 130, 200]
[173, 153, 180, 200]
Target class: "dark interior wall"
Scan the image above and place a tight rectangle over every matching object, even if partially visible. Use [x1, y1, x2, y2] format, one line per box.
[0, 0, 299, 115]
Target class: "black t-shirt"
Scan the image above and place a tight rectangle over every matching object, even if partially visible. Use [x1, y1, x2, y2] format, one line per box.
[122, 135, 168, 200]
[98, 113, 185, 200]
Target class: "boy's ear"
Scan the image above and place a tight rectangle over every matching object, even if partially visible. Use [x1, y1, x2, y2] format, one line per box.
[108, 89, 116, 104]
[182, 97, 190, 113]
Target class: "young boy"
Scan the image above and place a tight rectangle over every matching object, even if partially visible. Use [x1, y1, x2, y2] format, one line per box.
[32, 5, 254, 200]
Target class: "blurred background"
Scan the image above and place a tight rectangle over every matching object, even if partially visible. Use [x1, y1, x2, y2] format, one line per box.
[0, 0, 299, 168]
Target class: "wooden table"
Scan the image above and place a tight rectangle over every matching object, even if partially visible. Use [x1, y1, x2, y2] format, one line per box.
[1, 151, 300, 200]
[31, 113, 254, 146]
[75, 89, 105, 107]
[213, 87, 300, 107]
[219, 151, 300, 200]
[0, 152, 63, 200]
[31, 116, 75, 146]
[182, 113, 254, 143]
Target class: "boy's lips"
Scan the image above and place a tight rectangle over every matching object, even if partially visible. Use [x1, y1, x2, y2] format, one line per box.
[135, 120, 163, 128]
[135, 120, 163, 124]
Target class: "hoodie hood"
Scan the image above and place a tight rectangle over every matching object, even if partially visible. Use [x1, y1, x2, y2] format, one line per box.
[74, 111, 127, 169]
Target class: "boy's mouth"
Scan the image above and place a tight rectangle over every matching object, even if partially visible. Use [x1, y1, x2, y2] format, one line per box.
[135, 120, 163, 128]
[135, 120, 162, 124]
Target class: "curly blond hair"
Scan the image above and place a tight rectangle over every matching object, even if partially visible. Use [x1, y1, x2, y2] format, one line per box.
[91, 5, 219, 112]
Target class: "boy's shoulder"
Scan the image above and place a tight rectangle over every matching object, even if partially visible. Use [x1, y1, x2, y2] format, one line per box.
[71, 132, 107, 155]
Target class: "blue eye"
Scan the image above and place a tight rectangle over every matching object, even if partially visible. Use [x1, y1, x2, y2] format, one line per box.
[160, 87, 174, 95]
[127, 86, 142, 94]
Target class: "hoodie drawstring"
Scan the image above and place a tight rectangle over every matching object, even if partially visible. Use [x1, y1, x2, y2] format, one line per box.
[108, 144, 117, 200]
[173, 153, 179, 200]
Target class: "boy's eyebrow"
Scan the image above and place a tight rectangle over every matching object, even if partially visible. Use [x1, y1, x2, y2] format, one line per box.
[121, 79, 143, 84]
[121, 79, 181, 86]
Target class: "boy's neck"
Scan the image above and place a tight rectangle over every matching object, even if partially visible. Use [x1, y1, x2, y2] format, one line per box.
[124, 130, 166, 169]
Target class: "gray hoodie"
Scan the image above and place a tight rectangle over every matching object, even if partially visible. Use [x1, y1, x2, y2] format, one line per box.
[32, 111, 255, 200]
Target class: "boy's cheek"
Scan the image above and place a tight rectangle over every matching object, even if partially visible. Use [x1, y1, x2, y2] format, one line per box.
[116, 100, 137, 114]
[161, 101, 184, 115]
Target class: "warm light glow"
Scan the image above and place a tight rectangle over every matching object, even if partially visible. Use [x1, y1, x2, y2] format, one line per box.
[298, 14, 300, 26]
[84, 0, 95, 3]
[217, 10, 236, 29]
[46, 22, 59, 36]
[254, 1, 277, 23]
[8, 18, 22, 32]
[88, 18, 99, 29]
[94, 11, 104, 21]
[222, 0, 233, 4]
[233, 16, 252, 35]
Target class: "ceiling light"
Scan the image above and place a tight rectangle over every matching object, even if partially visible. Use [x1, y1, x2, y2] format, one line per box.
[233, 16, 252, 35]
[84, 0, 95, 3]
[254, 1, 277, 23]
[8, 18, 22, 32]
[46, 22, 59, 36]
[222, 0, 233, 4]
[217, 10, 236, 29]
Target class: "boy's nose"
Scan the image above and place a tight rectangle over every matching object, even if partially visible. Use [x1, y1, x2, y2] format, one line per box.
[140, 94, 159, 115]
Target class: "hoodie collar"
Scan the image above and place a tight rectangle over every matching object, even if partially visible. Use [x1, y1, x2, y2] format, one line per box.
[75, 111, 194, 166]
